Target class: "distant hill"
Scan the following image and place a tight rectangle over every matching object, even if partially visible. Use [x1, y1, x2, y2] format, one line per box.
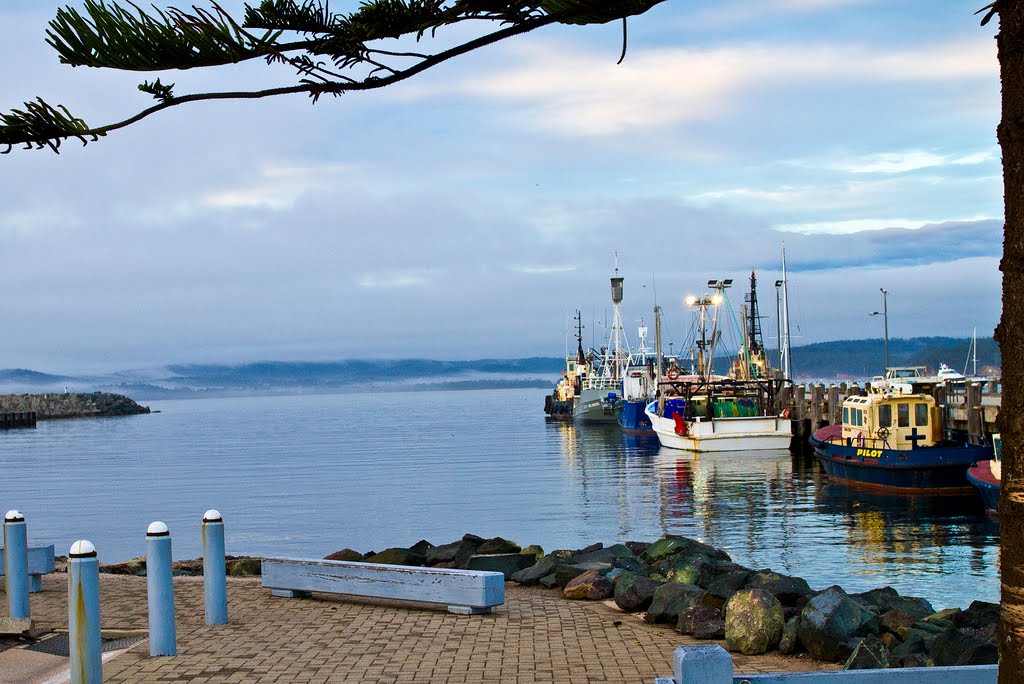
[0, 338, 999, 399]
[0, 368, 72, 384]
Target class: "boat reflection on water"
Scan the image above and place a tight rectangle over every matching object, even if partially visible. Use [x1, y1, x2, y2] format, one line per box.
[814, 482, 999, 582]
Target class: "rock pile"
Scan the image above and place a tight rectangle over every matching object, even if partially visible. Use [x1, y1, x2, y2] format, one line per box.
[322, 533, 999, 670]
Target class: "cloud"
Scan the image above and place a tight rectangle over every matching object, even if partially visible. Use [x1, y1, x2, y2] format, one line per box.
[795, 149, 999, 175]
[356, 269, 443, 289]
[507, 264, 578, 274]
[401, 37, 996, 137]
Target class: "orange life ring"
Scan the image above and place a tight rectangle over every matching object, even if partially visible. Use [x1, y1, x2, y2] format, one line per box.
[666, 368, 680, 380]
[780, 407, 792, 419]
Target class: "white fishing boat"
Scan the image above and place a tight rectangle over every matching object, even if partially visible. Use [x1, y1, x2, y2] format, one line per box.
[645, 268, 792, 452]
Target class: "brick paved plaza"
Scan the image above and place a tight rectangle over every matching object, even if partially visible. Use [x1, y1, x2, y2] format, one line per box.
[1, 574, 834, 683]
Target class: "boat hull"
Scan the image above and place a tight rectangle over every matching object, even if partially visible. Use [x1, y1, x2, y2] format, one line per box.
[618, 400, 653, 432]
[574, 387, 621, 423]
[967, 463, 1000, 515]
[645, 402, 791, 452]
[810, 425, 991, 495]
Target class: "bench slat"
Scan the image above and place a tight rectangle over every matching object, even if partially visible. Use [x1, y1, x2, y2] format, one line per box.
[261, 558, 504, 613]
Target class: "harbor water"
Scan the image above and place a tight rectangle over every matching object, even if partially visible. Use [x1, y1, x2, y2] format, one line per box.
[0, 388, 999, 610]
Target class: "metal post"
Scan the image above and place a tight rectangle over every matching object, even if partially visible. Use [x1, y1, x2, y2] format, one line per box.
[4, 510, 30, 619]
[203, 510, 228, 625]
[69, 540, 102, 684]
[146, 522, 176, 656]
[881, 288, 889, 370]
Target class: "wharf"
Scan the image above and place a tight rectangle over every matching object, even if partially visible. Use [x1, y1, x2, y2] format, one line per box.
[1, 573, 835, 683]
[782, 380, 1000, 446]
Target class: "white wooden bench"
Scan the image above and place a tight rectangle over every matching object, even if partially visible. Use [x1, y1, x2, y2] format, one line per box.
[261, 557, 505, 615]
[0, 544, 56, 593]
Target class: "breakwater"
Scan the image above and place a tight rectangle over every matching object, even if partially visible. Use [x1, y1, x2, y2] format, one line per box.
[0, 392, 150, 419]
[321, 533, 999, 669]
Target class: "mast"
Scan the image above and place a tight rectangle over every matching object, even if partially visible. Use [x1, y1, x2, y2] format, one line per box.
[655, 305, 664, 413]
[780, 244, 793, 381]
[609, 255, 629, 378]
[574, 310, 586, 365]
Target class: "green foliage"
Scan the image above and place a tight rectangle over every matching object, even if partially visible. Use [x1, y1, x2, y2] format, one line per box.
[138, 77, 176, 101]
[0, 98, 97, 153]
[46, 0, 281, 71]
[2, 0, 668, 151]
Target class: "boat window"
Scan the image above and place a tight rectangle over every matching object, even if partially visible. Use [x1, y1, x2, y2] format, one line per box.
[877, 404, 892, 427]
[898, 403, 910, 428]
[915, 403, 928, 426]
[843, 407, 849, 425]
[854, 409, 862, 426]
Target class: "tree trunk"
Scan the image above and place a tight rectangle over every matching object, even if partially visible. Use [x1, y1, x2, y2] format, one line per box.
[997, 2, 1024, 679]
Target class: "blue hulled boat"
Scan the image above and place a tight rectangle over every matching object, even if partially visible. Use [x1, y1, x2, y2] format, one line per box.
[617, 325, 655, 432]
[810, 389, 991, 494]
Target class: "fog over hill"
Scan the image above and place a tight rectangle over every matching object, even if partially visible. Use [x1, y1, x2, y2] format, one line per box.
[0, 337, 999, 401]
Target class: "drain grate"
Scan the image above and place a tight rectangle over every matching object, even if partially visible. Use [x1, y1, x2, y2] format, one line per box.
[25, 634, 146, 657]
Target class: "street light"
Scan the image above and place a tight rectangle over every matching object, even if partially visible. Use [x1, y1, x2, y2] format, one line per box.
[868, 288, 889, 371]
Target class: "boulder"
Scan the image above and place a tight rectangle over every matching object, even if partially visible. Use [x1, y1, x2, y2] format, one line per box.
[798, 586, 879, 662]
[924, 607, 961, 623]
[928, 627, 999, 666]
[510, 554, 561, 585]
[779, 616, 802, 655]
[899, 653, 936, 668]
[625, 541, 653, 556]
[644, 583, 706, 625]
[878, 609, 918, 638]
[666, 553, 715, 585]
[891, 632, 927, 661]
[724, 589, 785, 655]
[466, 553, 536, 579]
[844, 635, 892, 670]
[746, 571, 815, 607]
[888, 596, 935, 620]
[424, 534, 484, 567]
[852, 586, 898, 612]
[324, 548, 364, 562]
[642, 537, 730, 564]
[365, 547, 425, 566]
[521, 545, 545, 559]
[614, 572, 660, 613]
[553, 564, 597, 588]
[563, 570, 613, 600]
[680, 604, 725, 639]
[100, 556, 146, 575]
[573, 544, 648, 575]
[228, 557, 262, 576]
[952, 601, 1000, 630]
[409, 539, 434, 556]
[704, 570, 752, 605]
[477, 537, 521, 555]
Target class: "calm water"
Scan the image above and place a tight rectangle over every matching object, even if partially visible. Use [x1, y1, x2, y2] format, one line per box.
[0, 388, 999, 609]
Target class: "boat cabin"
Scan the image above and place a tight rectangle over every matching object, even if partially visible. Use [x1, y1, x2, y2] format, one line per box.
[841, 392, 941, 449]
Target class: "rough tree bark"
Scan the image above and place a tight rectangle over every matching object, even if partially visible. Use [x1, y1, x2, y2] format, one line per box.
[997, 1, 1024, 680]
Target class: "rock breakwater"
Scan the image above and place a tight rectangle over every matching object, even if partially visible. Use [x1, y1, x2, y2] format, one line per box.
[0, 392, 150, 419]
[322, 533, 999, 670]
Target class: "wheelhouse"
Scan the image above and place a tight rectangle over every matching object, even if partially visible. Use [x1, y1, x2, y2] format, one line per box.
[840, 393, 940, 449]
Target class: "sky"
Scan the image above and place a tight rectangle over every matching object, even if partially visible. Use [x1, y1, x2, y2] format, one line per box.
[0, 0, 1005, 372]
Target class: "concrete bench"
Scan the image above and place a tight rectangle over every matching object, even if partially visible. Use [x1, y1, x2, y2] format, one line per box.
[0, 544, 56, 593]
[261, 557, 505, 615]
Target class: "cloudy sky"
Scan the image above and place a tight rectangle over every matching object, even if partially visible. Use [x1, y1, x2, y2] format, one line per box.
[0, 1, 1004, 372]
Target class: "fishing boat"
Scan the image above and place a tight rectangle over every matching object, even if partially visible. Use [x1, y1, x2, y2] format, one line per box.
[544, 311, 588, 421]
[645, 272, 792, 452]
[617, 324, 656, 432]
[574, 266, 631, 424]
[967, 433, 1001, 515]
[810, 389, 992, 494]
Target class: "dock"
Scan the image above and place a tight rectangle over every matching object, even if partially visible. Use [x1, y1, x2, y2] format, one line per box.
[780, 380, 1000, 447]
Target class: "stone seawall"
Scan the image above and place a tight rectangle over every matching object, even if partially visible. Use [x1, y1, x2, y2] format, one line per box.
[0, 392, 150, 419]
